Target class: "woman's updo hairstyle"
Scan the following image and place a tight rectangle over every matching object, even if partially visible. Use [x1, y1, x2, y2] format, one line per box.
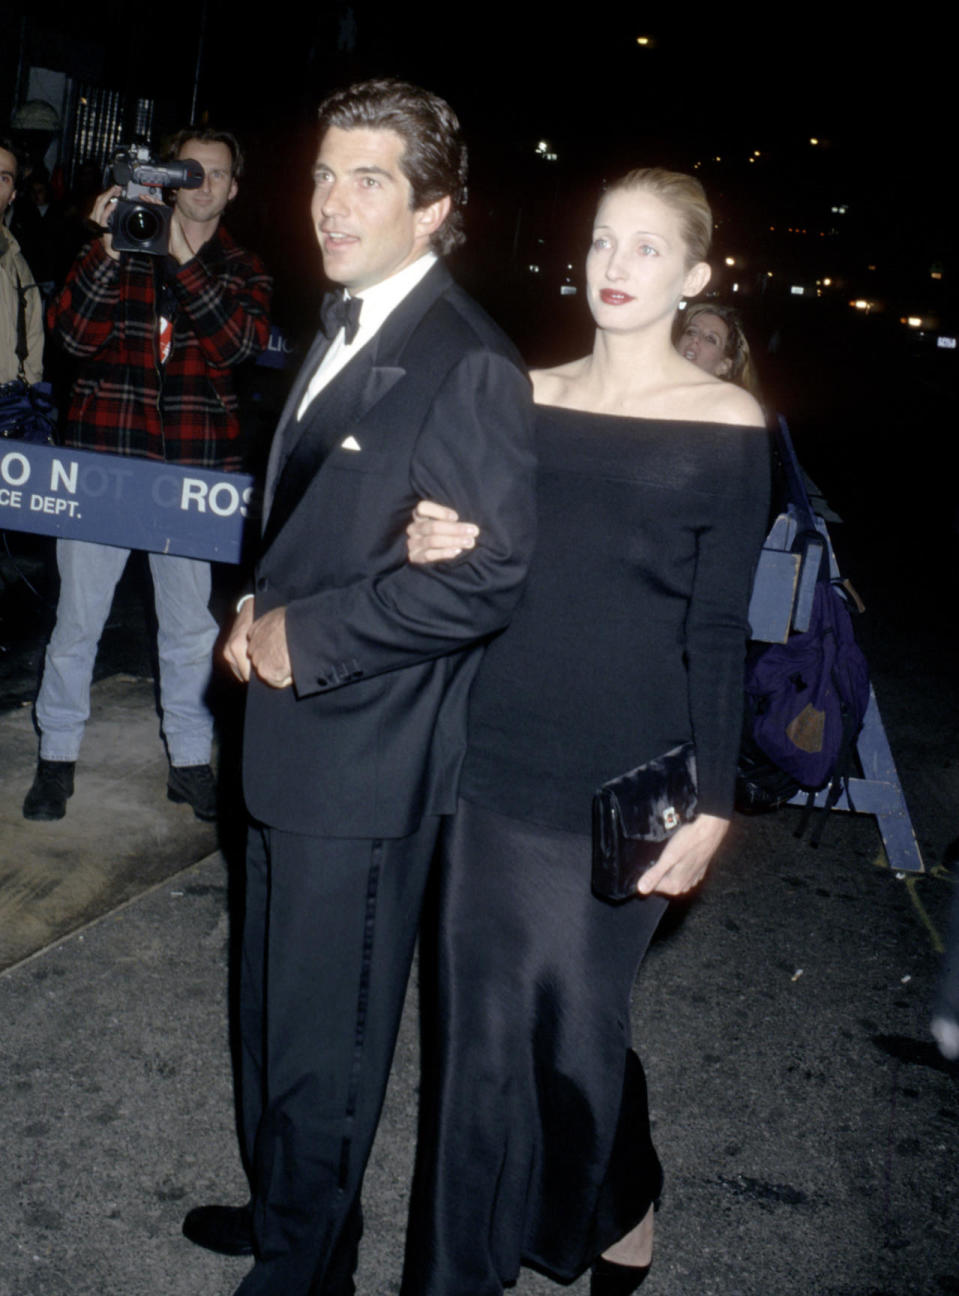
[604, 168, 713, 268]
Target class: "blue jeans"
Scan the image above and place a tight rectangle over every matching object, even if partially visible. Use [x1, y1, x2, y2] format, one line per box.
[36, 538, 217, 766]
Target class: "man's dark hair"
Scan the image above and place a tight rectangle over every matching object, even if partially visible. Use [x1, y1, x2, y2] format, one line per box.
[0, 136, 19, 183]
[316, 78, 467, 256]
[164, 127, 244, 178]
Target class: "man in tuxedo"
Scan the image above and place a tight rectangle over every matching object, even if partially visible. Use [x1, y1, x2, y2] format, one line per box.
[183, 79, 535, 1294]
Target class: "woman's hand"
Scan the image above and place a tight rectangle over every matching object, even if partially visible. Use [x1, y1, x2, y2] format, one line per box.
[406, 499, 479, 564]
[637, 813, 729, 897]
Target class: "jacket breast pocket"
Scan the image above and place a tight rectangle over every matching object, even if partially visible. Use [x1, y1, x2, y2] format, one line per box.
[325, 442, 390, 474]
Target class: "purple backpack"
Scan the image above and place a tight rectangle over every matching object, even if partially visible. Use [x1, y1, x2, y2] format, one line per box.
[745, 573, 870, 793]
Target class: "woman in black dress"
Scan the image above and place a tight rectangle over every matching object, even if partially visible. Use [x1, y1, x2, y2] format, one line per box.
[401, 169, 769, 1296]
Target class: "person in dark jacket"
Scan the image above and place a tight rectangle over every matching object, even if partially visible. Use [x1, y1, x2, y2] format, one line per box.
[23, 128, 271, 822]
[181, 79, 535, 1296]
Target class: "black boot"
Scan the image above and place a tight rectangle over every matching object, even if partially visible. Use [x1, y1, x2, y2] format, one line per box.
[167, 763, 218, 821]
[23, 759, 76, 821]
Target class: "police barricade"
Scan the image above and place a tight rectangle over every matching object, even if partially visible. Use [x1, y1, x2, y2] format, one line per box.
[0, 442, 257, 564]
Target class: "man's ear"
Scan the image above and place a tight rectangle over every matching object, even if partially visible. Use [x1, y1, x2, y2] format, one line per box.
[228, 177, 239, 203]
[682, 260, 711, 299]
[415, 193, 451, 243]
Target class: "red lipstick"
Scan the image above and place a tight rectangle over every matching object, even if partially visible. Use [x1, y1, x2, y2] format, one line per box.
[599, 289, 634, 305]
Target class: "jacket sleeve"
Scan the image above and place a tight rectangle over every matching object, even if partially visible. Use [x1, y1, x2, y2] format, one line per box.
[283, 349, 536, 695]
[172, 248, 272, 368]
[24, 291, 43, 383]
[19, 256, 43, 384]
[46, 241, 121, 358]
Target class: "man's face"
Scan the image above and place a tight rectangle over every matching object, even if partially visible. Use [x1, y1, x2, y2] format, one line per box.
[0, 147, 17, 222]
[310, 126, 432, 293]
[173, 139, 237, 227]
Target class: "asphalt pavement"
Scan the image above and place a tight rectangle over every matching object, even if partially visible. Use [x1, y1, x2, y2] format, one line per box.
[1, 309, 958, 1294]
[0, 559, 957, 1296]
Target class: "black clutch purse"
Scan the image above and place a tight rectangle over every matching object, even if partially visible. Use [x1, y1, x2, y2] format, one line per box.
[591, 742, 699, 902]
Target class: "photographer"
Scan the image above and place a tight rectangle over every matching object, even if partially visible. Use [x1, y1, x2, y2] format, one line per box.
[24, 128, 271, 822]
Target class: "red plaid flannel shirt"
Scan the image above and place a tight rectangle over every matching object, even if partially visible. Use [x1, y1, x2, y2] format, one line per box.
[47, 227, 272, 470]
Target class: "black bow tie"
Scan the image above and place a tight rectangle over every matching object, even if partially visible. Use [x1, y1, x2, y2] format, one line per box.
[320, 291, 363, 344]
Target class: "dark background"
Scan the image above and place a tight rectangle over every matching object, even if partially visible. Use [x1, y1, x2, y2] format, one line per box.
[2, 4, 957, 765]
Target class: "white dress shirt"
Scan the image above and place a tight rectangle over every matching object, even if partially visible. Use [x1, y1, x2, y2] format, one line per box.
[296, 252, 438, 422]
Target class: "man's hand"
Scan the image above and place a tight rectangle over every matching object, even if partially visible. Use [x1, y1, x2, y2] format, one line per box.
[406, 499, 479, 564]
[637, 813, 730, 897]
[224, 598, 255, 683]
[247, 607, 293, 689]
[167, 210, 198, 266]
[90, 185, 123, 261]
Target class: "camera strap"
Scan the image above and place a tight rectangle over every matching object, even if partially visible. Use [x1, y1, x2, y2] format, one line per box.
[153, 257, 179, 366]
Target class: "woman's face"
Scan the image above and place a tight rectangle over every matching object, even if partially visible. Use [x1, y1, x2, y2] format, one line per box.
[675, 311, 732, 377]
[586, 187, 708, 334]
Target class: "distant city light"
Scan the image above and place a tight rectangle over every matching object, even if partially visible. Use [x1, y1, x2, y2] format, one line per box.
[528, 264, 540, 274]
[535, 140, 558, 162]
[753, 150, 761, 157]
[831, 204, 848, 214]
[937, 336, 956, 349]
[931, 270, 943, 280]
[850, 299, 875, 312]
[810, 137, 819, 145]
[822, 277, 832, 286]
[636, 35, 653, 46]
[732, 282, 740, 293]
[905, 317, 922, 328]
[724, 256, 736, 266]
[790, 286, 805, 295]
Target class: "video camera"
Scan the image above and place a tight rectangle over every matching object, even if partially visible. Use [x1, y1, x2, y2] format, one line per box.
[106, 144, 204, 256]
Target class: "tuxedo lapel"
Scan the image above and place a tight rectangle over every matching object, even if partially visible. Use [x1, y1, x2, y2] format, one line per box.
[260, 261, 453, 553]
[260, 352, 406, 554]
[262, 328, 332, 516]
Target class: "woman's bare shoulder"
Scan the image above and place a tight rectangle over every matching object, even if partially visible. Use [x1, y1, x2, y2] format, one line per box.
[679, 374, 765, 428]
[530, 358, 590, 406]
[704, 381, 765, 428]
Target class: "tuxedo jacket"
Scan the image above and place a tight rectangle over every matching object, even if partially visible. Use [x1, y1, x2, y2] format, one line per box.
[243, 261, 536, 838]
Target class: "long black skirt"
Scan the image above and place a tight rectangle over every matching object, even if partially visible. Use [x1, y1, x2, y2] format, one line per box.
[402, 799, 668, 1296]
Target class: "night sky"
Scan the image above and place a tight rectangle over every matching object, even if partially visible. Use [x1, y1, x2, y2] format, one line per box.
[5, 4, 956, 331]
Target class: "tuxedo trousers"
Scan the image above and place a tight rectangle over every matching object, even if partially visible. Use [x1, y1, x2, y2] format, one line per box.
[236, 818, 439, 1296]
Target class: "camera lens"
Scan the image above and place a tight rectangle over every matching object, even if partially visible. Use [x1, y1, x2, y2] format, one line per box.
[125, 206, 161, 242]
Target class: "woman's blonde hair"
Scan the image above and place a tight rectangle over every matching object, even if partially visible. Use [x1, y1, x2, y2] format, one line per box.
[605, 167, 713, 267]
[678, 301, 760, 397]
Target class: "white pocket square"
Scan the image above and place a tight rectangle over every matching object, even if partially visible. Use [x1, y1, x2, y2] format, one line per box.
[340, 435, 362, 452]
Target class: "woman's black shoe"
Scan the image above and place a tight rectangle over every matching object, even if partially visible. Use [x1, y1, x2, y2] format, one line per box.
[590, 1255, 651, 1295]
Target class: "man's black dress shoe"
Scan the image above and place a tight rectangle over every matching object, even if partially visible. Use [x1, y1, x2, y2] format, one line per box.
[182, 1202, 254, 1256]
